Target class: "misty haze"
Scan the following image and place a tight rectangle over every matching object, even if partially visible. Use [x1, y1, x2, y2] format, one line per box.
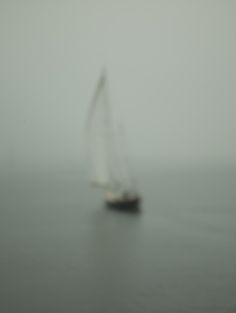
[0, 1, 236, 312]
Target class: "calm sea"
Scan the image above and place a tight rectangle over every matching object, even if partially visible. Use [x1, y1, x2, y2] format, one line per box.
[0, 166, 236, 312]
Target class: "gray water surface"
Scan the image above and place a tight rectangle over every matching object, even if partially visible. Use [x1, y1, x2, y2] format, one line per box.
[0, 167, 236, 312]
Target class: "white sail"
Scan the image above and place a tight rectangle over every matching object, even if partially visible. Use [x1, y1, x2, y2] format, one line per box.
[86, 70, 137, 196]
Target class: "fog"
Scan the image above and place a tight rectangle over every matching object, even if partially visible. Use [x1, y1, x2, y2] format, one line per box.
[1, 3, 236, 312]
[1, 0, 236, 170]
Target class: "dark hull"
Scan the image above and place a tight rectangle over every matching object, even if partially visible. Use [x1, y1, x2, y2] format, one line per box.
[106, 196, 141, 212]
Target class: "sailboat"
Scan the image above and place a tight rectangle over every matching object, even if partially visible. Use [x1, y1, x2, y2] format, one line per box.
[86, 70, 141, 210]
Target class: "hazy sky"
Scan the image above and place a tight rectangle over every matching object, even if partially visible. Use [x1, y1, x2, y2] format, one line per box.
[0, 0, 236, 169]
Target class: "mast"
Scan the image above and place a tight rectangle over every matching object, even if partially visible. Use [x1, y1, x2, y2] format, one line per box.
[86, 70, 137, 196]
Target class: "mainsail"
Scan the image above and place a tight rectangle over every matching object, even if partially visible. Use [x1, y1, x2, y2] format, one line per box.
[86, 70, 137, 196]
